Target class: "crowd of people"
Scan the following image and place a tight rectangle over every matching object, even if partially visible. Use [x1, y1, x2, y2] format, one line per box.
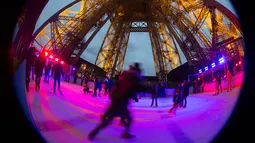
[25, 47, 64, 94]
[24, 47, 236, 140]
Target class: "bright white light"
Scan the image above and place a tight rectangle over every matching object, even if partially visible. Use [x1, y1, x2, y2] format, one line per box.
[219, 57, 225, 64]
[199, 69, 202, 73]
[211, 63, 216, 68]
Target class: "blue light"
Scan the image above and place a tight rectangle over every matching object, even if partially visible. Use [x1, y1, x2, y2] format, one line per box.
[211, 62, 215, 68]
[205, 66, 208, 71]
[199, 69, 202, 73]
[219, 57, 225, 64]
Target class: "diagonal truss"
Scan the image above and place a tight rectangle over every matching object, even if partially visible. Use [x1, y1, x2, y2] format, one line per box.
[95, 16, 131, 77]
[158, 23, 182, 71]
[148, 21, 167, 81]
[30, 0, 244, 78]
[32, 0, 119, 64]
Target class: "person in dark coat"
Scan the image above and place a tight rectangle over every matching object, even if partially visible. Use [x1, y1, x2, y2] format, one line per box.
[104, 78, 109, 94]
[151, 83, 158, 107]
[53, 62, 64, 94]
[108, 78, 113, 93]
[34, 54, 46, 90]
[44, 61, 52, 83]
[88, 63, 146, 140]
[25, 47, 36, 92]
[181, 79, 190, 108]
[93, 77, 102, 96]
[168, 83, 183, 115]
[215, 73, 223, 95]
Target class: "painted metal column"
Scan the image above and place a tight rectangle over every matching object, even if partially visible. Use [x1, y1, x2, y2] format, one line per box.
[12, 0, 49, 61]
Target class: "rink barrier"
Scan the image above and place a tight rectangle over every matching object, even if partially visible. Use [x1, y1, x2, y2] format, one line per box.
[203, 71, 244, 93]
[64, 72, 244, 95]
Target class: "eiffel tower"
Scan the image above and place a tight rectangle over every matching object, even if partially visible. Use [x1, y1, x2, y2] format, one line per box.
[29, 0, 243, 81]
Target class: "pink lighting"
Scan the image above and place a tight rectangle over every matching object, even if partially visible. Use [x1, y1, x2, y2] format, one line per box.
[55, 58, 59, 62]
[61, 61, 64, 64]
[45, 51, 48, 56]
[204, 72, 244, 92]
[50, 55, 53, 59]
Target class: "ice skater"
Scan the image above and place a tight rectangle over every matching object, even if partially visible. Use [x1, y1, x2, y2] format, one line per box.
[34, 53, 46, 91]
[181, 79, 190, 108]
[214, 73, 222, 95]
[151, 83, 158, 107]
[226, 69, 233, 92]
[168, 83, 183, 115]
[88, 63, 146, 140]
[53, 62, 64, 94]
[84, 83, 92, 95]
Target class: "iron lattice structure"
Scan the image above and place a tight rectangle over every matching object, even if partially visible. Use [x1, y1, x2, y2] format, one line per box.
[32, 0, 243, 81]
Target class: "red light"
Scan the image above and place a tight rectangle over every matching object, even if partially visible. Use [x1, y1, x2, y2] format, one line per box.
[45, 52, 48, 56]
[60, 61, 64, 64]
[55, 58, 59, 62]
[239, 61, 241, 65]
[49, 55, 53, 59]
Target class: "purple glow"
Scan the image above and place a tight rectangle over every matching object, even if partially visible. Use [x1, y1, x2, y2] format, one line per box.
[73, 68, 75, 70]
[20, 70, 243, 143]
[199, 69, 202, 73]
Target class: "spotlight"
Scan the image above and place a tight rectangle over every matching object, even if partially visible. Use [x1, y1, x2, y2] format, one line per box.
[219, 57, 224, 64]
[73, 68, 75, 70]
[45, 51, 48, 56]
[199, 69, 202, 73]
[239, 61, 241, 65]
[205, 66, 208, 71]
[60, 61, 64, 64]
[49, 55, 53, 59]
[211, 62, 216, 68]
[55, 58, 59, 62]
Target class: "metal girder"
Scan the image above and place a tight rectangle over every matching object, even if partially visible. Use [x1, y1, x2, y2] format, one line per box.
[68, 16, 109, 65]
[209, 5, 218, 50]
[155, 5, 209, 63]
[160, 3, 211, 49]
[34, 0, 119, 63]
[31, 0, 244, 79]
[148, 21, 167, 81]
[60, 0, 120, 61]
[158, 23, 182, 70]
[147, 21, 183, 81]
[185, 0, 204, 12]
[192, 5, 210, 34]
[130, 22, 149, 32]
[95, 16, 131, 77]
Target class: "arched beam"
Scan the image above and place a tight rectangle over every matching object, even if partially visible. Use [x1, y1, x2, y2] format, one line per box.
[213, 1, 242, 35]
[13, 0, 49, 61]
[32, 0, 82, 38]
